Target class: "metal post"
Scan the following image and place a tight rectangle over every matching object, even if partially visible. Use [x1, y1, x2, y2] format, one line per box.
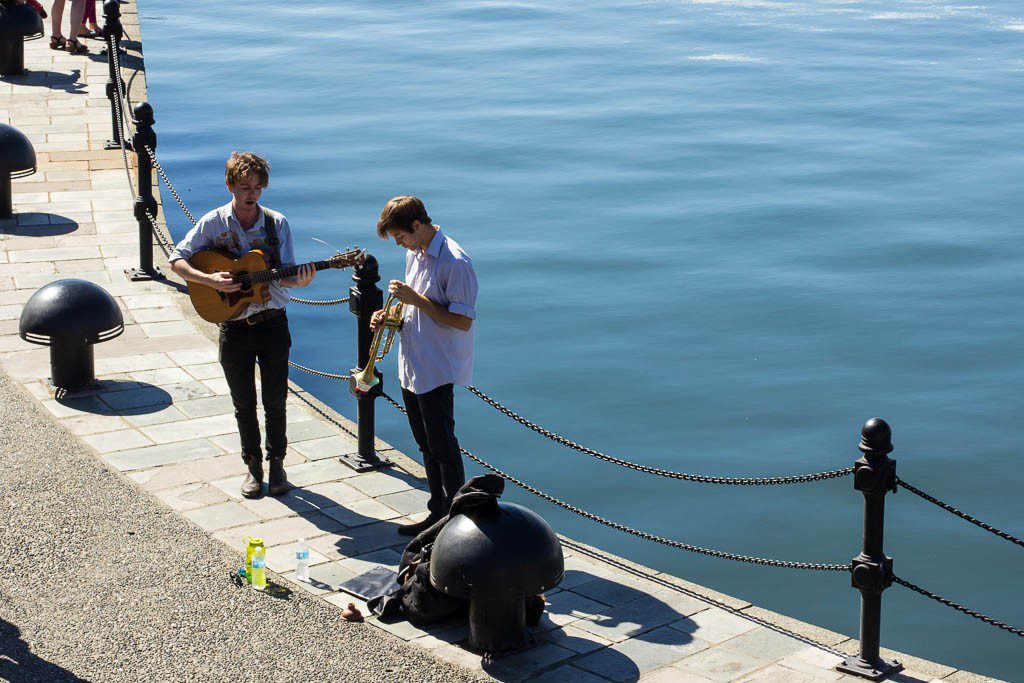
[126, 103, 163, 281]
[341, 254, 392, 472]
[0, 174, 10, 219]
[837, 418, 903, 680]
[0, 31, 25, 77]
[102, 0, 128, 151]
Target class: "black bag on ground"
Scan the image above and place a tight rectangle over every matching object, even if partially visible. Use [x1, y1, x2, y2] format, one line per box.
[368, 474, 545, 626]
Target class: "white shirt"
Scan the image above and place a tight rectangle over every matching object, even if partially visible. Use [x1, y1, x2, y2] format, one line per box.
[398, 227, 478, 394]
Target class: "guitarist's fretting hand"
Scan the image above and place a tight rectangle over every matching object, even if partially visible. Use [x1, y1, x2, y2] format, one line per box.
[207, 270, 241, 293]
[283, 263, 316, 289]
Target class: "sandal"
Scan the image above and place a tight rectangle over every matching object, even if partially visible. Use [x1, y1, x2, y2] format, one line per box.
[78, 28, 103, 39]
[49, 35, 66, 51]
[65, 38, 88, 55]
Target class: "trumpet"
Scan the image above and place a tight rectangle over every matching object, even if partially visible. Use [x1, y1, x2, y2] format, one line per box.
[352, 293, 404, 393]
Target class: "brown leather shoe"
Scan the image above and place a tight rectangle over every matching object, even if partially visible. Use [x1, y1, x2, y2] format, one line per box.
[267, 458, 289, 497]
[241, 459, 264, 499]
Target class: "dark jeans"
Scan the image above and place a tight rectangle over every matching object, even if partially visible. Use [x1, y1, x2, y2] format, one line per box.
[218, 313, 291, 463]
[402, 383, 465, 519]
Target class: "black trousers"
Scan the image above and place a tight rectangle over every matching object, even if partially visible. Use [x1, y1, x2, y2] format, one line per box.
[401, 383, 465, 519]
[218, 313, 291, 462]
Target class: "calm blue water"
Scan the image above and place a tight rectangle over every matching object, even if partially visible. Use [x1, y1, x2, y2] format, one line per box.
[138, 1, 1023, 677]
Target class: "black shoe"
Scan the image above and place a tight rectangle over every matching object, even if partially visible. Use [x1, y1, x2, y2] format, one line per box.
[241, 459, 264, 499]
[398, 515, 441, 537]
[267, 458, 289, 497]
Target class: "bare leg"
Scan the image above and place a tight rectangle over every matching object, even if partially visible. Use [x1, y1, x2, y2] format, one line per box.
[67, 0, 87, 42]
[50, 0, 67, 41]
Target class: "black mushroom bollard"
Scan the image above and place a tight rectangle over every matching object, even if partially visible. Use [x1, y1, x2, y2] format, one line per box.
[0, 0, 43, 76]
[837, 418, 903, 681]
[0, 123, 36, 218]
[344, 254, 391, 471]
[430, 501, 564, 653]
[19, 280, 125, 389]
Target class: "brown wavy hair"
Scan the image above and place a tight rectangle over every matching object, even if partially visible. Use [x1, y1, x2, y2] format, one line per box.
[225, 152, 270, 187]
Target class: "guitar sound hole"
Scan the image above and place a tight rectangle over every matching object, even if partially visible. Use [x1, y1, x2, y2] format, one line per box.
[237, 271, 251, 293]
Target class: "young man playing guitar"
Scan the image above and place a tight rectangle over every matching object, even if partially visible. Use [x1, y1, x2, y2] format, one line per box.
[169, 152, 315, 499]
[372, 196, 479, 535]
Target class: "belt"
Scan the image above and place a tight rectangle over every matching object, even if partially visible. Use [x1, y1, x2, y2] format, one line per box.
[221, 307, 285, 330]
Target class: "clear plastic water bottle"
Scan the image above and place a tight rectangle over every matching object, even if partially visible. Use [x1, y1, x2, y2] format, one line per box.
[250, 544, 267, 591]
[295, 538, 310, 582]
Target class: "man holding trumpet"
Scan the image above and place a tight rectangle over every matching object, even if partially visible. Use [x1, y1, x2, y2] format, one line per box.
[371, 196, 479, 536]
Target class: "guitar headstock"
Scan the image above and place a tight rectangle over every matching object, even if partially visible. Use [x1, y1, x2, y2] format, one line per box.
[328, 247, 366, 269]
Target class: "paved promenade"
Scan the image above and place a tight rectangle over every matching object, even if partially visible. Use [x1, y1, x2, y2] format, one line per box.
[0, 4, 1003, 682]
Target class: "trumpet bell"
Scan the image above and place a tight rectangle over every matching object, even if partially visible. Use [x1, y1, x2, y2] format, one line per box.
[352, 365, 380, 393]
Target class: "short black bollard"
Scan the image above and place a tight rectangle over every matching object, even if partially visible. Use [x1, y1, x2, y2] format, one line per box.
[0, 123, 36, 218]
[0, 0, 43, 76]
[102, 0, 129, 151]
[837, 418, 903, 680]
[19, 280, 125, 390]
[343, 254, 392, 472]
[126, 102, 163, 281]
[431, 499, 564, 652]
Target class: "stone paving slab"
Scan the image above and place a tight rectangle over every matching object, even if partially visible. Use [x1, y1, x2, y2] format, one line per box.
[0, 3, 1006, 683]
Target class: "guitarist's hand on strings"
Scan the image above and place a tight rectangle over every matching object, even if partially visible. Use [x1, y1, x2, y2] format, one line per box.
[283, 263, 316, 289]
[206, 271, 241, 293]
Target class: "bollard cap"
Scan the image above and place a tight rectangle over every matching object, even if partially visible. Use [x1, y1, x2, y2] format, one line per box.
[133, 102, 155, 127]
[859, 417, 893, 456]
[19, 279, 124, 346]
[430, 501, 564, 600]
[102, 0, 121, 19]
[0, 2, 44, 40]
[0, 124, 36, 178]
[352, 253, 380, 284]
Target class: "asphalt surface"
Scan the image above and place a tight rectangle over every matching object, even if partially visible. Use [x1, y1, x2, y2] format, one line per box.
[0, 369, 486, 683]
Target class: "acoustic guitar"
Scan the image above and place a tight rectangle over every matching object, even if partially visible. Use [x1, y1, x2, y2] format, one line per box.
[187, 247, 363, 323]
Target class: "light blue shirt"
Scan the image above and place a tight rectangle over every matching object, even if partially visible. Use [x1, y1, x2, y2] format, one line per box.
[169, 202, 297, 320]
[398, 227, 478, 394]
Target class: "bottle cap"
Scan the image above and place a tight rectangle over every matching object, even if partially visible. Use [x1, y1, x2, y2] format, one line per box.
[249, 537, 264, 546]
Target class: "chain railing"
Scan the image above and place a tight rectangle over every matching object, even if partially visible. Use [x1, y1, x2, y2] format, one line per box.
[466, 385, 854, 485]
[287, 361, 350, 382]
[893, 576, 1024, 638]
[380, 392, 848, 572]
[896, 478, 1024, 549]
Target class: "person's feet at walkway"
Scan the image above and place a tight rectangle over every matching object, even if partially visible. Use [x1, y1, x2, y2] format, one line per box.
[398, 514, 441, 536]
[241, 457, 263, 498]
[267, 458, 290, 497]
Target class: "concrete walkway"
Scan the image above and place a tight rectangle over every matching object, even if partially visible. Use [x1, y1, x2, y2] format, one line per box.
[0, 3, 1003, 682]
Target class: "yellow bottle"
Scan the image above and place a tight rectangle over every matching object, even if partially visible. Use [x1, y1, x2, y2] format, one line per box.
[250, 541, 267, 591]
[245, 537, 266, 588]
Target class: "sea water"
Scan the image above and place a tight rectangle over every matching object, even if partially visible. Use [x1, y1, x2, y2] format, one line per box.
[139, 1, 1024, 676]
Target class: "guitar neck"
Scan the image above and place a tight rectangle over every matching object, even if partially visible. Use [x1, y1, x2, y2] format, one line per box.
[245, 260, 334, 285]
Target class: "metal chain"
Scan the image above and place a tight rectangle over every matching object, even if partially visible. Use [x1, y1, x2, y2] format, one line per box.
[107, 33, 136, 208]
[465, 386, 854, 485]
[142, 144, 198, 226]
[286, 386, 359, 441]
[290, 295, 351, 307]
[896, 478, 1024, 549]
[381, 392, 848, 572]
[893, 576, 1024, 637]
[287, 361, 350, 381]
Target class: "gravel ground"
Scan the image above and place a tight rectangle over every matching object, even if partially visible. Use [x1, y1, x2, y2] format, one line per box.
[0, 369, 486, 683]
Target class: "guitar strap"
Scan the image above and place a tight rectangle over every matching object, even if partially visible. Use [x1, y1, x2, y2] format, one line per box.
[262, 207, 281, 269]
